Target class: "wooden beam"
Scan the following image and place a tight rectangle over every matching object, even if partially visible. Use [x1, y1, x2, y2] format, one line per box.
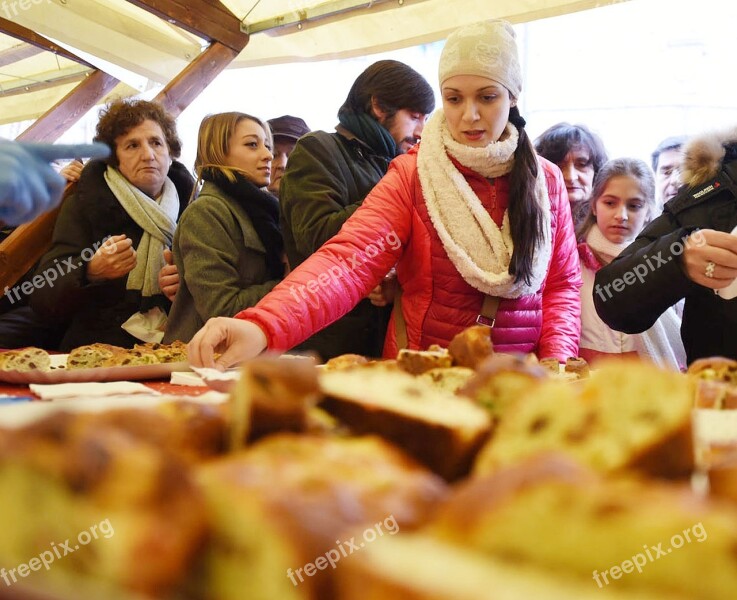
[0, 17, 93, 68]
[0, 43, 41, 68]
[154, 42, 237, 118]
[0, 72, 86, 98]
[17, 70, 120, 143]
[1, 71, 120, 288]
[126, 0, 249, 52]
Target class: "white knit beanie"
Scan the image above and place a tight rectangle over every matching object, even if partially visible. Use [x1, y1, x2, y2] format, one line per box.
[438, 20, 522, 98]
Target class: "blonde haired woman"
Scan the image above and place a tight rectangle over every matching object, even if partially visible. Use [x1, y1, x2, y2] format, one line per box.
[164, 112, 284, 343]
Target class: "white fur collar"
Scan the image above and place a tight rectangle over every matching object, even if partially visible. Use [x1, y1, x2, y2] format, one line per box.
[681, 125, 737, 188]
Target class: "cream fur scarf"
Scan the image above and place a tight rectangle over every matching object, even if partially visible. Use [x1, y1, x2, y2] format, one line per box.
[417, 111, 551, 298]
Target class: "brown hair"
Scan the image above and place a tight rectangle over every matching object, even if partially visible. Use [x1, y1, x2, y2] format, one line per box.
[94, 98, 181, 167]
[534, 122, 608, 178]
[576, 157, 656, 241]
[338, 60, 435, 120]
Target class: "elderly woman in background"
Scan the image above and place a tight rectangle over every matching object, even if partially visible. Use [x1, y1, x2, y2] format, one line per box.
[30, 99, 194, 350]
[163, 112, 285, 343]
[534, 122, 608, 230]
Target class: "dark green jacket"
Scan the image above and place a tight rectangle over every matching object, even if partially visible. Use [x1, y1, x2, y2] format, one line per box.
[279, 126, 392, 360]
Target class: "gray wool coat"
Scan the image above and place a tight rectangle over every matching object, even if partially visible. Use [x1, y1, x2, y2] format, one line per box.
[163, 181, 280, 343]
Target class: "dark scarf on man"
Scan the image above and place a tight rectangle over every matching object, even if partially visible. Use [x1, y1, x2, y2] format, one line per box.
[202, 168, 285, 279]
[337, 110, 397, 165]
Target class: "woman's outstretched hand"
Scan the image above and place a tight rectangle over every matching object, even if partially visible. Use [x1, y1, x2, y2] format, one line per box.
[188, 317, 267, 369]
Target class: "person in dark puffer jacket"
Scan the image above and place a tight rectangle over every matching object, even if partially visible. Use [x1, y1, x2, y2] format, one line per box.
[595, 126, 737, 364]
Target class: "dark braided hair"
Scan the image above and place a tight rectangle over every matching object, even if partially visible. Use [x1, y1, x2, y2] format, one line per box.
[507, 106, 544, 285]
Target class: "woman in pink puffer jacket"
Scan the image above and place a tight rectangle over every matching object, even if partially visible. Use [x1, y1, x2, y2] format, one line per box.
[188, 20, 582, 367]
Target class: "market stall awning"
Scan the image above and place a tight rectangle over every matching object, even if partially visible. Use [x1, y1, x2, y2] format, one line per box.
[0, 0, 628, 127]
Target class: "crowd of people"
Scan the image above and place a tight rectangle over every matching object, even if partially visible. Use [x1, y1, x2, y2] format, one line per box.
[2, 18, 735, 369]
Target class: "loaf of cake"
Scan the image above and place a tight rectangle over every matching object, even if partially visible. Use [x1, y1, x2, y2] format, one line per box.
[0, 413, 207, 596]
[431, 455, 737, 600]
[71, 400, 228, 463]
[687, 356, 737, 384]
[396, 348, 452, 375]
[474, 359, 694, 479]
[565, 356, 591, 378]
[689, 358, 737, 409]
[134, 340, 188, 363]
[318, 367, 492, 480]
[323, 353, 369, 370]
[447, 325, 494, 369]
[0, 347, 51, 372]
[228, 354, 321, 447]
[194, 434, 448, 600]
[418, 366, 475, 394]
[459, 354, 548, 419]
[336, 532, 686, 600]
[539, 356, 562, 374]
[65, 343, 129, 369]
[65, 341, 188, 370]
[693, 378, 737, 409]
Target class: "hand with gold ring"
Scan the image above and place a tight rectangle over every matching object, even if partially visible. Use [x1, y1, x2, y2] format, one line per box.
[682, 229, 737, 289]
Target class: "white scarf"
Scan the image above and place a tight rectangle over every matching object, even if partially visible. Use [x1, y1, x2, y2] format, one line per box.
[585, 224, 632, 266]
[104, 166, 178, 298]
[417, 111, 551, 298]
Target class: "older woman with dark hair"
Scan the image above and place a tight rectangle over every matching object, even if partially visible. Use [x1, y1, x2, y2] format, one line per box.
[30, 98, 194, 350]
[534, 122, 608, 229]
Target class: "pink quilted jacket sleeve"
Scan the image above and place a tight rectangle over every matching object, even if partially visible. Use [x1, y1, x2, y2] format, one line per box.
[537, 159, 583, 360]
[235, 157, 414, 351]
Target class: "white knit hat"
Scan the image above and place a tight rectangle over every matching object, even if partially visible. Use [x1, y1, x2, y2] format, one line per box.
[438, 20, 522, 98]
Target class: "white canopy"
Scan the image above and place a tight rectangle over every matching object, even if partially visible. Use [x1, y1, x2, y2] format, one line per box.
[0, 0, 627, 127]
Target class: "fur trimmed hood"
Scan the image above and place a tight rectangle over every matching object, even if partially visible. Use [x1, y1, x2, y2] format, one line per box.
[681, 125, 737, 188]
